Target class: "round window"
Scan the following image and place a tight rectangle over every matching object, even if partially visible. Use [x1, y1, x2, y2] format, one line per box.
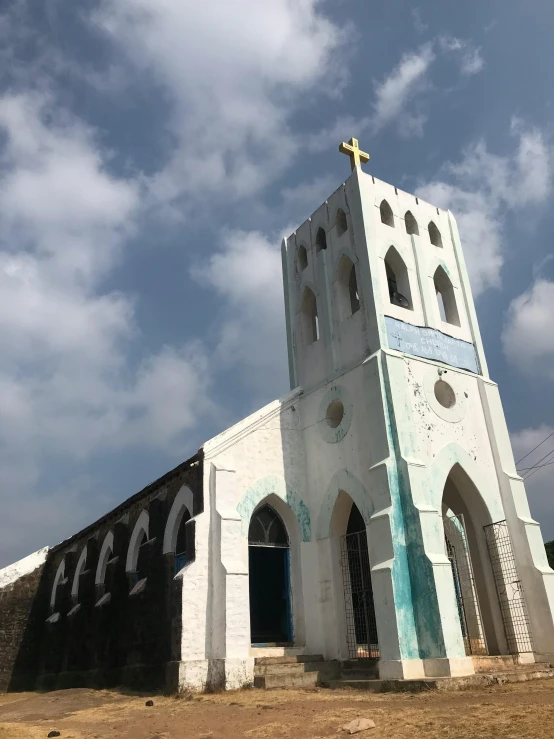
[326, 400, 345, 428]
[434, 380, 456, 409]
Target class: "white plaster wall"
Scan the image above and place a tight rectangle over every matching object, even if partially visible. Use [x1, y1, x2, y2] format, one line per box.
[0, 547, 49, 589]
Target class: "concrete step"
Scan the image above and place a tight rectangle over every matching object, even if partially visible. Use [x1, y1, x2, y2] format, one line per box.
[254, 660, 329, 676]
[339, 659, 379, 680]
[472, 656, 552, 673]
[254, 670, 321, 689]
[254, 654, 324, 666]
[330, 668, 554, 693]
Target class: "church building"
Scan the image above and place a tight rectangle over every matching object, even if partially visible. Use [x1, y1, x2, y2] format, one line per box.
[1, 139, 554, 693]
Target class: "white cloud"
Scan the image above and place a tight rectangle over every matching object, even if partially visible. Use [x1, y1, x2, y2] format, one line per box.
[366, 35, 485, 139]
[371, 44, 434, 137]
[94, 0, 347, 206]
[0, 90, 224, 566]
[502, 279, 554, 377]
[192, 230, 288, 402]
[417, 125, 553, 296]
[439, 36, 484, 76]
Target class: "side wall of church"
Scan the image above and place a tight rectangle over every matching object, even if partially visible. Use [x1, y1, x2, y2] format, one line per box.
[0, 455, 203, 693]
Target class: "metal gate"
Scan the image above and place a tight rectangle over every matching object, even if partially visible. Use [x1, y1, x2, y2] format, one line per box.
[484, 520, 534, 654]
[444, 514, 487, 655]
[340, 531, 379, 658]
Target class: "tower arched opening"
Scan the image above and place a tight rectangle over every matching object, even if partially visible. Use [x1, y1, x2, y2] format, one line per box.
[335, 208, 348, 237]
[429, 221, 443, 247]
[301, 287, 319, 344]
[380, 200, 394, 227]
[316, 226, 327, 252]
[405, 210, 419, 235]
[434, 266, 460, 326]
[297, 245, 308, 272]
[384, 246, 413, 310]
[336, 255, 360, 320]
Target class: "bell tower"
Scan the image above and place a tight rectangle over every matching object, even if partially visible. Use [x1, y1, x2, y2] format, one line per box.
[280, 139, 554, 677]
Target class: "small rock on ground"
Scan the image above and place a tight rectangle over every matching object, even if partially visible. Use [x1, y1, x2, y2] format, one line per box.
[47, 732, 61, 738]
[145, 700, 154, 707]
[340, 718, 376, 734]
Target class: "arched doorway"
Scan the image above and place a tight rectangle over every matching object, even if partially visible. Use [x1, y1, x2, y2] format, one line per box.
[340, 502, 379, 658]
[248, 504, 292, 645]
[441, 466, 498, 655]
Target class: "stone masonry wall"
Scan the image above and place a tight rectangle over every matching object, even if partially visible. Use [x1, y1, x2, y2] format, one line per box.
[1, 451, 203, 693]
[0, 564, 46, 691]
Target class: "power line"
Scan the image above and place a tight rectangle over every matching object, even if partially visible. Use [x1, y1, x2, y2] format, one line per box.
[520, 445, 554, 477]
[515, 429, 554, 466]
[525, 451, 554, 482]
[518, 458, 554, 473]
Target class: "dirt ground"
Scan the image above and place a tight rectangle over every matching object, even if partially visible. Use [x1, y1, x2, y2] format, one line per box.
[1, 679, 554, 739]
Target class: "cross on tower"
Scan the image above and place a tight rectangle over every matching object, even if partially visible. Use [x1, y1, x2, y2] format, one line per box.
[339, 137, 370, 171]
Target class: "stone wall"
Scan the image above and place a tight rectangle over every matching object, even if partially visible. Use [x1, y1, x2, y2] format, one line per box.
[0, 451, 203, 693]
[0, 563, 46, 691]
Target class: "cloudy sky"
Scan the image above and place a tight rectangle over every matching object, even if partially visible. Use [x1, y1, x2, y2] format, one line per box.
[0, 0, 553, 568]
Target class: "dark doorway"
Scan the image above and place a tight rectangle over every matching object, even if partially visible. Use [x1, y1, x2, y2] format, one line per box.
[340, 502, 379, 658]
[248, 505, 292, 645]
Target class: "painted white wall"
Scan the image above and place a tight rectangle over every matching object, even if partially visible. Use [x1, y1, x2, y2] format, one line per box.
[0, 546, 49, 590]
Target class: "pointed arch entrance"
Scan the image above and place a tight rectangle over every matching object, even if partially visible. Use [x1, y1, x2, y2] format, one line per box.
[340, 500, 379, 659]
[248, 504, 293, 644]
[441, 464, 501, 656]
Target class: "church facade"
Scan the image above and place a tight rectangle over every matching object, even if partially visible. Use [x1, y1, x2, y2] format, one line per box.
[2, 144, 554, 693]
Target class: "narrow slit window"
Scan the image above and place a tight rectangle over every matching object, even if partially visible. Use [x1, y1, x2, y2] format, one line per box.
[336, 255, 360, 320]
[301, 287, 319, 344]
[405, 211, 419, 236]
[384, 246, 412, 310]
[429, 221, 443, 247]
[434, 266, 460, 326]
[316, 227, 327, 252]
[335, 209, 348, 237]
[349, 265, 360, 315]
[297, 245, 308, 271]
[380, 200, 394, 227]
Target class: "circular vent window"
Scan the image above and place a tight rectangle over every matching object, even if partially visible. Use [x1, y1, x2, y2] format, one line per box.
[326, 400, 345, 428]
[434, 380, 456, 409]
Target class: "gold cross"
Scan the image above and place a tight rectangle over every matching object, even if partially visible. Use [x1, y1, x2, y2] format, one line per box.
[339, 137, 370, 171]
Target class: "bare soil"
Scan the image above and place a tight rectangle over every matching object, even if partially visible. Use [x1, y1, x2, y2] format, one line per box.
[1, 679, 554, 739]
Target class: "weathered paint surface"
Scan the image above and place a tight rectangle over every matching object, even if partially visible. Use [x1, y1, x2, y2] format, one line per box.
[0, 547, 49, 590]
[236, 474, 311, 542]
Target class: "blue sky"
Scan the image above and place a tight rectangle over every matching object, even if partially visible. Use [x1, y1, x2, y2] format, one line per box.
[1, 0, 553, 568]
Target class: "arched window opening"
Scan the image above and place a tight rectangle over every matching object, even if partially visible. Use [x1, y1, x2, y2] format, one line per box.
[174, 509, 191, 573]
[50, 560, 65, 612]
[405, 211, 419, 236]
[316, 226, 327, 252]
[95, 531, 114, 590]
[429, 221, 443, 247]
[384, 247, 412, 310]
[380, 200, 394, 227]
[249, 505, 289, 547]
[297, 245, 308, 272]
[335, 209, 348, 237]
[301, 287, 319, 344]
[135, 531, 149, 582]
[434, 266, 460, 326]
[248, 504, 291, 643]
[126, 510, 149, 577]
[349, 265, 360, 315]
[71, 547, 88, 601]
[336, 255, 360, 320]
